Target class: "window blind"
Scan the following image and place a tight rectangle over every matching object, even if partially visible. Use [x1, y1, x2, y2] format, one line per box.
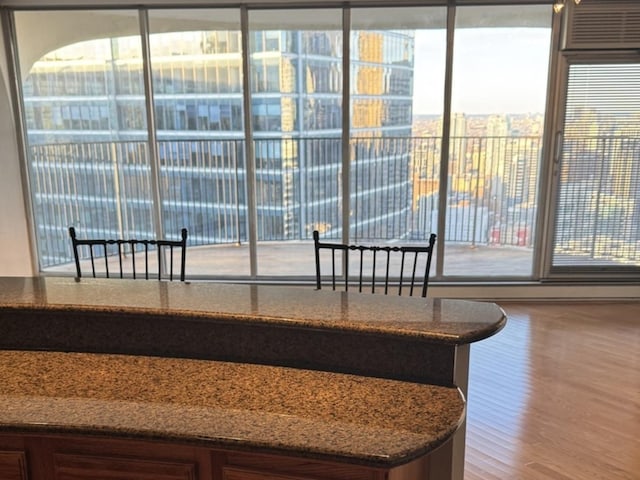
[552, 63, 640, 270]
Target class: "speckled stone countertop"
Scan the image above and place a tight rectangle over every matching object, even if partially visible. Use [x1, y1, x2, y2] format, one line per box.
[0, 350, 464, 467]
[0, 276, 505, 343]
[0, 277, 504, 468]
[0, 276, 506, 387]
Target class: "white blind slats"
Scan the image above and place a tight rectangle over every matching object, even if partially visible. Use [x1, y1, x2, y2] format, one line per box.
[552, 63, 640, 269]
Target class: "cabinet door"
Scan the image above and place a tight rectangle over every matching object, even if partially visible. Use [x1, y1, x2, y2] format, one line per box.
[53, 453, 197, 480]
[0, 451, 29, 480]
[223, 466, 318, 480]
[220, 452, 385, 480]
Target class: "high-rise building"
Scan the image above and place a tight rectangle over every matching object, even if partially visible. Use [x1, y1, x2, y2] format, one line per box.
[21, 29, 416, 267]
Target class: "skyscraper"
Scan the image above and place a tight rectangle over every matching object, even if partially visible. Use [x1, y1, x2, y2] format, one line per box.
[21, 28, 416, 267]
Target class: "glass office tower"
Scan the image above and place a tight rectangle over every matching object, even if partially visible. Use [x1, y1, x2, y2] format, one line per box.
[21, 25, 415, 268]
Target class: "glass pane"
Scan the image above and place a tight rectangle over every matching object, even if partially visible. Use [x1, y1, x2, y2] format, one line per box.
[148, 9, 249, 276]
[349, 6, 446, 274]
[16, 10, 153, 272]
[445, 5, 552, 277]
[552, 63, 640, 270]
[249, 9, 343, 276]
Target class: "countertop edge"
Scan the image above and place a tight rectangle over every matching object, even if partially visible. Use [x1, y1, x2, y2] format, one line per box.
[0, 301, 507, 345]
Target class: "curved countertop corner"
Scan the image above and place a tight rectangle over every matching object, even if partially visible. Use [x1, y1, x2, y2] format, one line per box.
[0, 276, 506, 344]
[0, 350, 464, 468]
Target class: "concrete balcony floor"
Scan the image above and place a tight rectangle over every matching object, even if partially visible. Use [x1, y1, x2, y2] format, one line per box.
[50, 241, 534, 281]
[190, 241, 533, 278]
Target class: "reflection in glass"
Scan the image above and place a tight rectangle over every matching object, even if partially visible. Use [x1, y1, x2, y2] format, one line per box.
[249, 9, 343, 275]
[16, 10, 153, 269]
[148, 9, 249, 276]
[349, 6, 446, 257]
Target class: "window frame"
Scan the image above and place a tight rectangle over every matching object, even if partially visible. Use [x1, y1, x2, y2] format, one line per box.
[544, 51, 640, 280]
[7, 0, 592, 284]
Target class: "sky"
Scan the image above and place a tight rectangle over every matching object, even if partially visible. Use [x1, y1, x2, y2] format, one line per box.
[413, 28, 552, 115]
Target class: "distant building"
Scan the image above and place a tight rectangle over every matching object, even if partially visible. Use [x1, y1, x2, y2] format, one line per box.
[22, 30, 416, 266]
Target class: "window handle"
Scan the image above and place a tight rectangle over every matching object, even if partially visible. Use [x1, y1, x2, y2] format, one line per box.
[554, 131, 564, 165]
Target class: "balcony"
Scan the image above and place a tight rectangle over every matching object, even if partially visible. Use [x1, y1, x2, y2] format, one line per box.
[30, 135, 542, 278]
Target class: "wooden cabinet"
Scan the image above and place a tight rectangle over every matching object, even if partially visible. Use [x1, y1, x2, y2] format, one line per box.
[0, 435, 211, 480]
[0, 451, 29, 480]
[223, 467, 331, 480]
[0, 434, 428, 480]
[220, 451, 428, 480]
[53, 453, 198, 480]
[220, 451, 387, 480]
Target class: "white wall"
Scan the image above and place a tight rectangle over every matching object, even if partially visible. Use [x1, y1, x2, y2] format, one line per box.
[0, 22, 35, 276]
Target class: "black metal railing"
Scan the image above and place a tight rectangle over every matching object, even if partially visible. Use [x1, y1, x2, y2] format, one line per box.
[30, 135, 544, 267]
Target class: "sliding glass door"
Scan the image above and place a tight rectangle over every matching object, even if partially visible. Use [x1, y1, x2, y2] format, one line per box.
[549, 58, 640, 276]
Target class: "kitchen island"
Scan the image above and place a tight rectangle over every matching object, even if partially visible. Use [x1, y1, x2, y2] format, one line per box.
[0, 277, 506, 480]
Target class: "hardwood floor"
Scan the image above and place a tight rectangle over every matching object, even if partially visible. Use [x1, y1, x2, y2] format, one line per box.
[464, 302, 640, 480]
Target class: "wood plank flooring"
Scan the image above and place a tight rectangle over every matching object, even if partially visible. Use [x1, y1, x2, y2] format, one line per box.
[464, 302, 640, 480]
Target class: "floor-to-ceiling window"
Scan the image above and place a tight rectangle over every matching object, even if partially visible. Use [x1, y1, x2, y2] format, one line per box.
[349, 6, 447, 279]
[147, 9, 249, 276]
[445, 5, 552, 277]
[12, 2, 637, 284]
[16, 10, 154, 269]
[248, 9, 343, 276]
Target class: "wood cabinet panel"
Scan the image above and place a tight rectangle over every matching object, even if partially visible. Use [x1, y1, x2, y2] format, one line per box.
[0, 434, 429, 480]
[222, 452, 385, 480]
[0, 450, 29, 480]
[53, 453, 197, 480]
[223, 466, 320, 480]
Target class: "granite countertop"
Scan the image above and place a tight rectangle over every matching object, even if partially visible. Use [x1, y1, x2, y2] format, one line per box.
[0, 350, 464, 468]
[0, 277, 506, 344]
